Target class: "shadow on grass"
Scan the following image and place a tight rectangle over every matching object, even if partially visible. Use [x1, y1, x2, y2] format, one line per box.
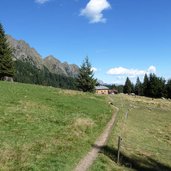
[92, 145, 171, 171]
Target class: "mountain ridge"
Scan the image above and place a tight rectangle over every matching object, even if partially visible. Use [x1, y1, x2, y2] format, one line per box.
[6, 35, 79, 77]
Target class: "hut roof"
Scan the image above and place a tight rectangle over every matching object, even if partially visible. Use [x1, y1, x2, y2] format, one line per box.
[95, 86, 109, 90]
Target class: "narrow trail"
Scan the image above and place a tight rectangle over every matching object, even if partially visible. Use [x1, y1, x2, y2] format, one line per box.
[74, 105, 119, 171]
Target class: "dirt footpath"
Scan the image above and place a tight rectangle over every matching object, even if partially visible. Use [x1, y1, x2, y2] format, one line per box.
[74, 107, 119, 171]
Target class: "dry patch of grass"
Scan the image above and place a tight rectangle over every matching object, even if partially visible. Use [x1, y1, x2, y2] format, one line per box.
[6, 100, 49, 113]
[58, 89, 84, 96]
[74, 118, 94, 128]
[71, 117, 95, 137]
[123, 94, 171, 111]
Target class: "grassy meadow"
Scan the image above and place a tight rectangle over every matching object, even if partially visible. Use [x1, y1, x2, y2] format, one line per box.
[0, 81, 113, 171]
[90, 94, 171, 171]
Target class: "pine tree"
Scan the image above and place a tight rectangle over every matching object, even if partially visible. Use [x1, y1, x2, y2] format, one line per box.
[123, 77, 132, 94]
[0, 23, 14, 80]
[166, 79, 171, 98]
[157, 77, 166, 98]
[143, 74, 149, 96]
[148, 74, 157, 97]
[135, 77, 143, 96]
[147, 74, 166, 98]
[76, 57, 97, 92]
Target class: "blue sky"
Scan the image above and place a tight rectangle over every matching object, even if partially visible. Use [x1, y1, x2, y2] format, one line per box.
[0, 0, 171, 84]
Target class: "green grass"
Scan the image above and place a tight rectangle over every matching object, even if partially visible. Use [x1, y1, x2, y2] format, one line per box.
[0, 81, 113, 171]
[90, 94, 171, 171]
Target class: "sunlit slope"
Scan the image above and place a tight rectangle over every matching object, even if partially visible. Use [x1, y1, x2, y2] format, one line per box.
[0, 81, 112, 171]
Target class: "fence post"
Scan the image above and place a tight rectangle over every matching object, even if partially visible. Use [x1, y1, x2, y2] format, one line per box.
[117, 136, 122, 164]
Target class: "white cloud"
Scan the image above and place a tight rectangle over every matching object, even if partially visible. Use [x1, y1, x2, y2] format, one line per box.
[80, 0, 111, 23]
[107, 67, 146, 76]
[117, 76, 126, 80]
[105, 66, 157, 85]
[35, 0, 50, 4]
[148, 65, 156, 74]
[107, 66, 157, 76]
[91, 67, 98, 72]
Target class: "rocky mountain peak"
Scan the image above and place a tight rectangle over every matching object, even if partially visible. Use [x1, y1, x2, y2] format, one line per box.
[44, 55, 61, 63]
[6, 35, 43, 68]
[6, 35, 79, 77]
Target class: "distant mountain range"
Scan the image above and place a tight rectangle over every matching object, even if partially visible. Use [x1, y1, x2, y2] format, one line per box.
[6, 35, 79, 77]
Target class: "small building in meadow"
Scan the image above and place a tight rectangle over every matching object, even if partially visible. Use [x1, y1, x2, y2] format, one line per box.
[95, 86, 109, 95]
[108, 89, 118, 94]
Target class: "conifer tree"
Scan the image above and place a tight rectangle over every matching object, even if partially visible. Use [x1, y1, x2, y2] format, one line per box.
[135, 77, 143, 96]
[123, 77, 132, 94]
[76, 57, 97, 92]
[143, 74, 149, 96]
[0, 23, 14, 80]
[148, 74, 158, 97]
[166, 79, 171, 99]
[147, 74, 166, 98]
[157, 77, 166, 98]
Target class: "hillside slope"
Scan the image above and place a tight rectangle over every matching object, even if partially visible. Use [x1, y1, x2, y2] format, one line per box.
[0, 81, 112, 170]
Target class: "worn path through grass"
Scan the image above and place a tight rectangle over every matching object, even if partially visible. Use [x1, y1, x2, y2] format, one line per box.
[74, 96, 119, 171]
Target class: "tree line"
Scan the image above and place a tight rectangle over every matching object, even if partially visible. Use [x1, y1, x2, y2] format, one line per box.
[123, 74, 171, 99]
[14, 60, 77, 89]
[0, 22, 96, 92]
[14, 57, 96, 92]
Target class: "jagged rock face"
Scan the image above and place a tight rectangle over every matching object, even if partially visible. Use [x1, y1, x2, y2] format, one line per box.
[6, 35, 79, 77]
[62, 62, 80, 77]
[43, 55, 68, 76]
[7, 35, 43, 68]
[43, 56, 79, 77]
